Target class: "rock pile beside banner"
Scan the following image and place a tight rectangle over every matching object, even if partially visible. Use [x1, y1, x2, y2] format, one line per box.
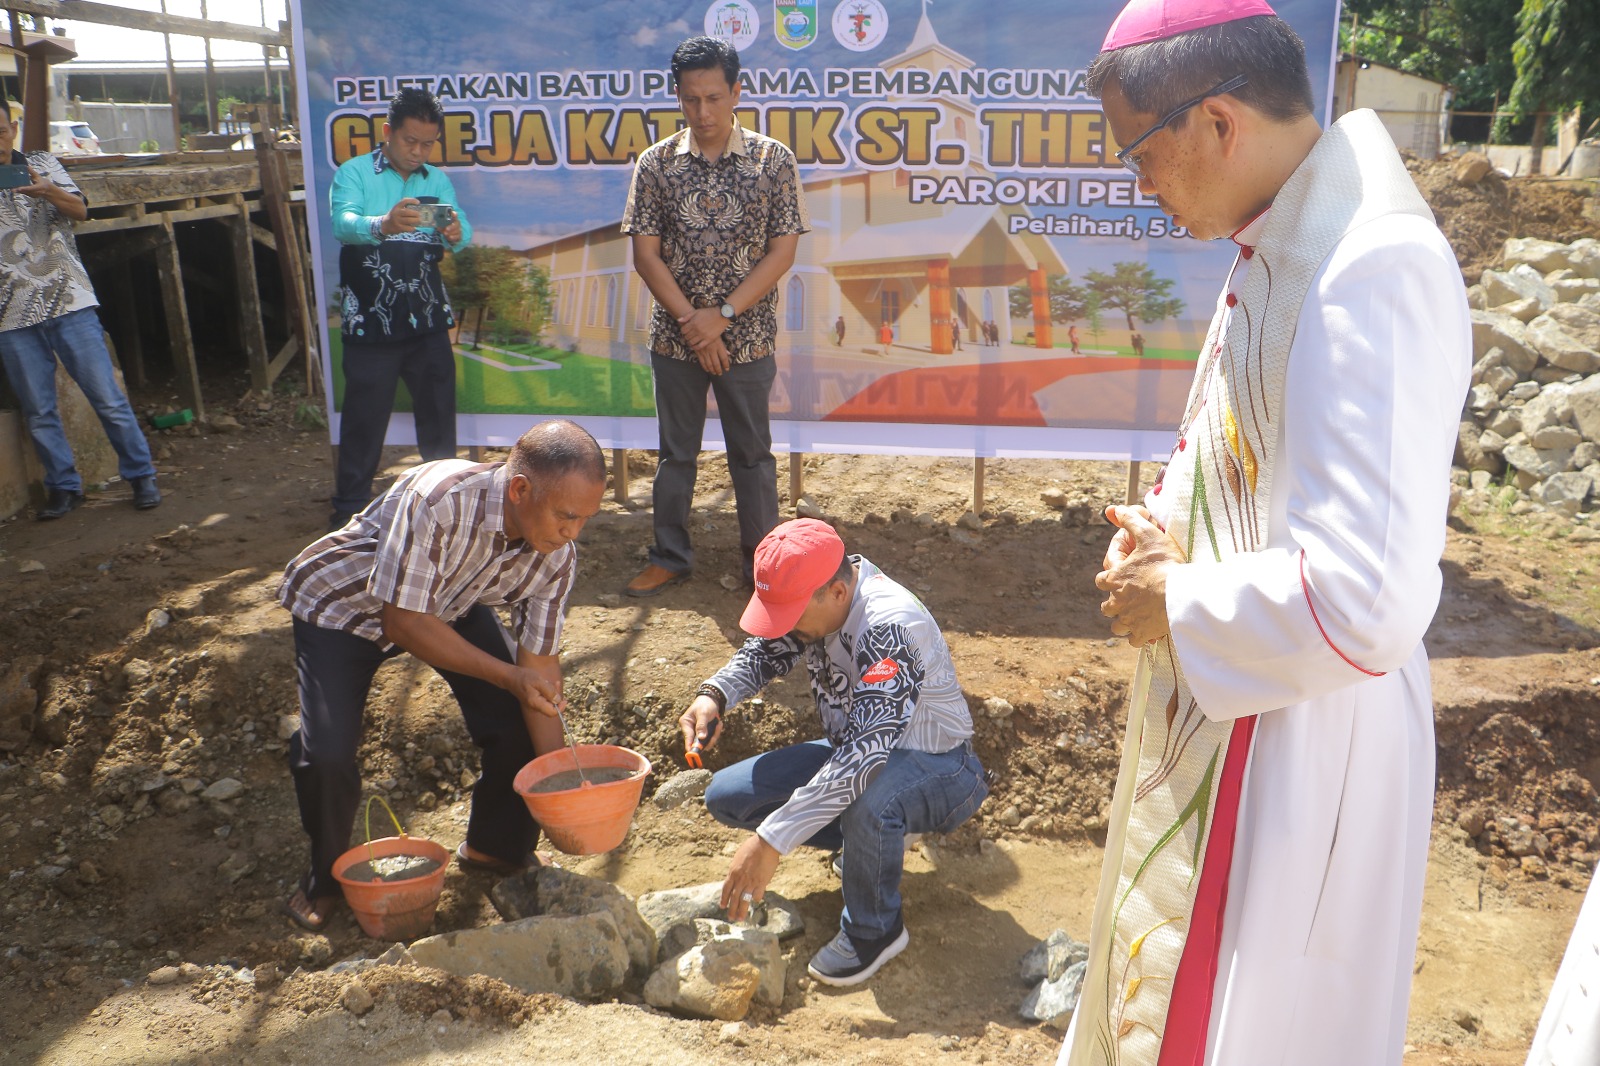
[1456, 237, 1600, 522]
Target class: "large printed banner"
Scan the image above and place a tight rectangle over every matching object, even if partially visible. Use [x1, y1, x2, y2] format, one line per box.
[291, 0, 1338, 459]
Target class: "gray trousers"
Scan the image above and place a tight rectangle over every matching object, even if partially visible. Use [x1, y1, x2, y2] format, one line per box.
[649, 353, 779, 579]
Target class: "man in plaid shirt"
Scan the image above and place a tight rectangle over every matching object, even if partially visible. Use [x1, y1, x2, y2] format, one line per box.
[276, 419, 606, 930]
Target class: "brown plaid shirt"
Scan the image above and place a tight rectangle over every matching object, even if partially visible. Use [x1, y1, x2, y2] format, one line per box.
[277, 460, 575, 655]
[621, 122, 810, 364]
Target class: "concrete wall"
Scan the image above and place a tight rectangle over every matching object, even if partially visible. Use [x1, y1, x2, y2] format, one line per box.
[1, 364, 125, 520]
[1333, 59, 1447, 159]
[67, 101, 178, 154]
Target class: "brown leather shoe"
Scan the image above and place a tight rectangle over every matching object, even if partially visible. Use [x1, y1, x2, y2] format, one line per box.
[626, 563, 691, 598]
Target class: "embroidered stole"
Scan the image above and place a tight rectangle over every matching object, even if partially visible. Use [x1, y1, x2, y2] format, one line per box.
[1060, 110, 1434, 1066]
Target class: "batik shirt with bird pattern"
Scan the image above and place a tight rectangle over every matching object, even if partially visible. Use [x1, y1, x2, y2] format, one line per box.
[703, 556, 974, 854]
[620, 122, 809, 364]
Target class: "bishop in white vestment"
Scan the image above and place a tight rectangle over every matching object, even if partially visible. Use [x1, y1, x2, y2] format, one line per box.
[1062, 2, 1471, 1065]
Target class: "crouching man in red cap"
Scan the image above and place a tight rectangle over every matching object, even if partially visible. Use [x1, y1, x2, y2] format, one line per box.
[679, 518, 988, 986]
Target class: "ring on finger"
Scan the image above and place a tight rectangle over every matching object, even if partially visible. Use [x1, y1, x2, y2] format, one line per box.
[740, 891, 754, 902]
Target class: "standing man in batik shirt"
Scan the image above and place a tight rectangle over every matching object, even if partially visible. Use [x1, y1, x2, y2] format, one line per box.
[0, 99, 160, 518]
[276, 420, 604, 932]
[1064, 1, 1470, 1064]
[682, 520, 988, 987]
[620, 35, 809, 597]
[328, 86, 471, 530]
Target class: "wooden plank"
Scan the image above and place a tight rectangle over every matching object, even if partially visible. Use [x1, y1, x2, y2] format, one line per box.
[254, 136, 315, 393]
[250, 222, 277, 251]
[228, 208, 271, 393]
[79, 226, 168, 265]
[165, 202, 241, 224]
[612, 448, 629, 505]
[153, 221, 203, 419]
[0, 1, 285, 46]
[973, 456, 985, 514]
[266, 338, 297, 385]
[73, 215, 159, 235]
[104, 265, 146, 389]
[789, 452, 803, 508]
[1125, 461, 1142, 506]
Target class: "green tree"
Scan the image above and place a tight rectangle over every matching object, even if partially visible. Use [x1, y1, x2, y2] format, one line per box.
[484, 263, 555, 346]
[1504, 0, 1600, 172]
[1006, 274, 1087, 324]
[442, 245, 520, 349]
[1081, 262, 1184, 331]
[1085, 291, 1104, 345]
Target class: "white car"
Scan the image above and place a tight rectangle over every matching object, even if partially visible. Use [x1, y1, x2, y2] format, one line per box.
[49, 121, 101, 156]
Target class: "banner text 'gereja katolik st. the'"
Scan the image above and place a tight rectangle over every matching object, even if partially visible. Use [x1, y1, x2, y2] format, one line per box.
[290, 0, 1337, 459]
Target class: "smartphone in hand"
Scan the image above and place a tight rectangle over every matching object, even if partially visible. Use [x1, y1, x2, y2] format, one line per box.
[0, 164, 31, 190]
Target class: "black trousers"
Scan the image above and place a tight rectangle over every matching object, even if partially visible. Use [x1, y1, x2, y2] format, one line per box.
[332, 331, 457, 519]
[290, 605, 537, 900]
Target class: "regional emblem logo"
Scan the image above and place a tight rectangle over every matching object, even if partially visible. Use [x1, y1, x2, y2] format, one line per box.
[706, 0, 761, 52]
[860, 658, 900, 684]
[831, 0, 888, 51]
[775, 0, 818, 50]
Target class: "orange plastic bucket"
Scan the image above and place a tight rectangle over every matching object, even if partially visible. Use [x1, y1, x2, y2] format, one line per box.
[332, 797, 449, 940]
[513, 744, 651, 855]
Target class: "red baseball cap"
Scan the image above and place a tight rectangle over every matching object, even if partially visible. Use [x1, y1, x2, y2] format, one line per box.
[739, 519, 846, 638]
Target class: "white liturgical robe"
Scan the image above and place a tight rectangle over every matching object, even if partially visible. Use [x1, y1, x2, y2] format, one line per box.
[1526, 872, 1600, 1066]
[1070, 204, 1470, 1064]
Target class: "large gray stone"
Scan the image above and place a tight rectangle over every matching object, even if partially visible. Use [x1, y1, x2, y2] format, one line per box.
[1482, 265, 1555, 311]
[687, 920, 785, 1007]
[1466, 384, 1499, 415]
[1470, 348, 1505, 385]
[1488, 408, 1523, 437]
[1482, 364, 1520, 396]
[643, 940, 762, 1021]
[1527, 314, 1600, 374]
[1533, 471, 1593, 516]
[408, 911, 630, 1000]
[1494, 297, 1543, 323]
[1469, 311, 1540, 372]
[1477, 429, 1507, 455]
[652, 769, 714, 810]
[1502, 237, 1570, 275]
[491, 866, 657, 977]
[1020, 929, 1090, 984]
[1519, 382, 1573, 436]
[636, 882, 804, 941]
[1568, 239, 1600, 280]
[1532, 425, 1584, 451]
[1570, 376, 1600, 443]
[1553, 278, 1600, 303]
[1503, 443, 1571, 481]
[1546, 303, 1600, 349]
[1020, 960, 1087, 1029]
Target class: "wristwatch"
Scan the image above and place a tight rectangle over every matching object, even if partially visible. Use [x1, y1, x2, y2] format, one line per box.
[719, 301, 736, 320]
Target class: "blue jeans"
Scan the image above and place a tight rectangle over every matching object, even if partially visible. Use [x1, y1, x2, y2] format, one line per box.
[704, 738, 988, 943]
[0, 308, 155, 492]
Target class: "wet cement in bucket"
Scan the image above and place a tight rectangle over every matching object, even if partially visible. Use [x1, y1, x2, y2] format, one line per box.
[342, 854, 444, 883]
[528, 767, 637, 793]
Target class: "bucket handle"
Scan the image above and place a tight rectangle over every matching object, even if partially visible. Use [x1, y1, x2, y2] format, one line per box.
[360, 794, 409, 867]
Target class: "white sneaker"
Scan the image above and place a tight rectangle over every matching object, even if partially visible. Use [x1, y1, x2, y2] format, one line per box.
[807, 925, 910, 986]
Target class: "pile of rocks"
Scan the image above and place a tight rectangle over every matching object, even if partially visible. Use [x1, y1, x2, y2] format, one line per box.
[1018, 928, 1089, 1029]
[381, 865, 802, 1023]
[1457, 237, 1600, 522]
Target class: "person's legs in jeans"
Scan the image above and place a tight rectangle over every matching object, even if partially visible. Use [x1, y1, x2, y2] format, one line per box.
[45, 309, 155, 483]
[434, 604, 542, 866]
[400, 330, 458, 462]
[703, 739, 840, 850]
[648, 354, 711, 575]
[289, 619, 396, 904]
[0, 320, 79, 491]
[709, 355, 779, 581]
[332, 339, 404, 519]
[837, 743, 988, 948]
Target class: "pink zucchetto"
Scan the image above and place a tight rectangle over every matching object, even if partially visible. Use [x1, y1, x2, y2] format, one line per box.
[1101, 0, 1278, 51]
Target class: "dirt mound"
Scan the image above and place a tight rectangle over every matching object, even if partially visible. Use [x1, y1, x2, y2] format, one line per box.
[1408, 155, 1599, 283]
[275, 965, 558, 1026]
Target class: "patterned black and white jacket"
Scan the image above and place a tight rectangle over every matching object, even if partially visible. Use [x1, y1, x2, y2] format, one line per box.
[703, 555, 974, 854]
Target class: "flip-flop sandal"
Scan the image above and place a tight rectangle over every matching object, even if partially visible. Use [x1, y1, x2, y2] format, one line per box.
[454, 843, 560, 875]
[282, 888, 336, 932]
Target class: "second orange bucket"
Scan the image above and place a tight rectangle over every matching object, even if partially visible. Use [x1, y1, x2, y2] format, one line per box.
[513, 744, 651, 855]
